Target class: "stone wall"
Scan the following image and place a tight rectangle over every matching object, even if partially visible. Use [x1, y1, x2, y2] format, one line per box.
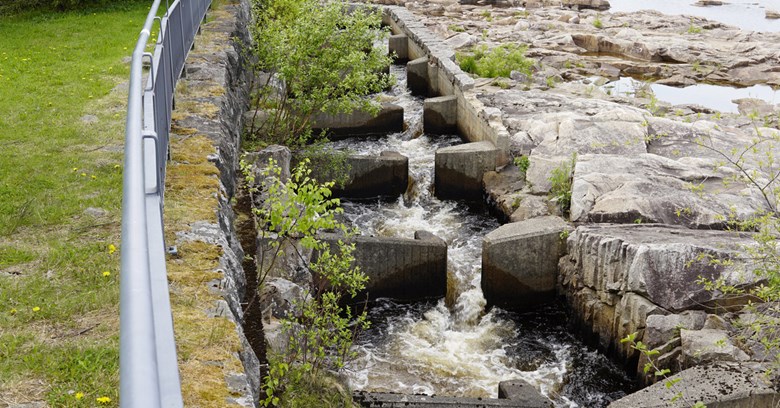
[165, 0, 260, 405]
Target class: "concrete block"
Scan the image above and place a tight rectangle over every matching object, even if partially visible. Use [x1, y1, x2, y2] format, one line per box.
[434, 141, 497, 200]
[331, 151, 409, 199]
[407, 57, 429, 96]
[389, 34, 408, 62]
[482, 216, 570, 309]
[354, 391, 533, 407]
[498, 380, 553, 407]
[320, 231, 447, 301]
[312, 102, 404, 139]
[423, 95, 458, 134]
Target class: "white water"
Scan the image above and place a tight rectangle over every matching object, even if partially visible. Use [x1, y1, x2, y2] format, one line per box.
[330, 67, 631, 406]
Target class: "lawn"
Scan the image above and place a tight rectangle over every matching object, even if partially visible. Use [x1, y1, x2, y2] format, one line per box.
[0, 2, 153, 406]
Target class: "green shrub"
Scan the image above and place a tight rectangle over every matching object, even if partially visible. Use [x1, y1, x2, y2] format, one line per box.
[456, 44, 533, 79]
[248, 0, 393, 147]
[548, 153, 576, 217]
[514, 155, 530, 179]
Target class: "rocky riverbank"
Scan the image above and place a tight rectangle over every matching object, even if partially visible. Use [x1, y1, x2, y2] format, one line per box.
[374, 0, 780, 406]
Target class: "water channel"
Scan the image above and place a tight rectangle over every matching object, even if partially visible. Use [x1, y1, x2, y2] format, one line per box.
[327, 66, 634, 407]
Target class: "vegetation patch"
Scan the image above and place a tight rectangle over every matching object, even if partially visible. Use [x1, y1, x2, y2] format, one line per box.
[457, 44, 533, 79]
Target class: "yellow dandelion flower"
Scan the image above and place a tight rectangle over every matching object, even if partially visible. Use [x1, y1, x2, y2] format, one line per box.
[75, 392, 84, 400]
[108, 244, 117, 254]
[80, 172, 87, 177]
[96, 396, 111, 404]
[32, 306, 40, 312]
[91, 175, 97, 180]
[10, 308, 17, 315]
[72, 167, 78, 172]
[102, 271, 111, 277]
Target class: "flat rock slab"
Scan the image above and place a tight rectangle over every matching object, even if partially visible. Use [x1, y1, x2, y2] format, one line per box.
[354, 392, 534, 407]
[571, 153, 768, 228]
[482, 216, 569, 309]
[608, 363, 777, 408]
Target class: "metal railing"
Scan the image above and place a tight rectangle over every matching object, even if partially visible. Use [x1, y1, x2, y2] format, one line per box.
[121, 0, 211, 406]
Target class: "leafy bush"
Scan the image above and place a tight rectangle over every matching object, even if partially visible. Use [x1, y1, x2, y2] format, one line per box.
[514, 155, 530, 179]
[246, 159, 369, 406]
[247, 0, 393, 147]
[457, 44, 533, 79]
[548, 153, 576, 217]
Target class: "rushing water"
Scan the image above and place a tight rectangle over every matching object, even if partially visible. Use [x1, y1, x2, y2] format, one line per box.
[593, 76, 780, 113]
[328, 66, 634, 407]
[609, 0, 780, 33]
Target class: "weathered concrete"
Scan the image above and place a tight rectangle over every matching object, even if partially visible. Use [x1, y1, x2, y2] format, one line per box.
[389, 34, 409, 62]
[435, 141, 498, 200]
[383, 6, 511, 165]
[330, 151, 409, 199]
[321, 231, 447, 301]
[482, 216, 570, 309]
[424, 95, 458, 134]
[608, 363, 778, 408]
[498, 380, 553, 407]
[354, 392, 532, 407]
[407, 56, 430, 96]
[311, 102, 404, 139]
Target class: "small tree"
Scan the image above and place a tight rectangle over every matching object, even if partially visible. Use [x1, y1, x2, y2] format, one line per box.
[247, 0, 393, 147]
[243, 159, 369, 406]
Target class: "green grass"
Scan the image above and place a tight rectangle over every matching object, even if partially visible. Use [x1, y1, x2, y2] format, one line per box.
[457, 44, 533, 79]
[0, 2, 151, 405]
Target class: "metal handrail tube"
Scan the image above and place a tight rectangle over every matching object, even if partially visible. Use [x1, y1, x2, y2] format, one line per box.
[122, 5, 163, 406]
[122, 0, 209, 406]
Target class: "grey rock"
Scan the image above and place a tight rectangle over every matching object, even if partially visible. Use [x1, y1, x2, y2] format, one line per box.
[645, 311, 706, 349]
[259, 277, 308, 320]
[681, 329, 750, 366]
[84, 207, 108, 217]
[444, 32, 478, 50]
[563, 224, 753, 313]
[570, 153, 768, 228]
[609, 363, 778, 408]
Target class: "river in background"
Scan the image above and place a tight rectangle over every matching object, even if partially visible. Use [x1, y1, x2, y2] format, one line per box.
[327, 66, 634, 407]
[590, 76, 780, 113]
[609, 0, 780, 33]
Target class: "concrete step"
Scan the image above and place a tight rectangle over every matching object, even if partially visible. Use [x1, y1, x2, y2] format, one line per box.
[353, 392, 531, 407]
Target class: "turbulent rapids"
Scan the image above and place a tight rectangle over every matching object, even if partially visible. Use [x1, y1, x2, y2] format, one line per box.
[327, 66, 633, 407]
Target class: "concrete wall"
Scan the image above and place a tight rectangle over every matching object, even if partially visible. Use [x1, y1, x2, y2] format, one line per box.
[321, 231, 447, 301]
[382, 6, 511, 164]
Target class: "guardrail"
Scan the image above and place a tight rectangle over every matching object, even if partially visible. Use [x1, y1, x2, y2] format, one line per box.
[121, 0, 211, 406]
